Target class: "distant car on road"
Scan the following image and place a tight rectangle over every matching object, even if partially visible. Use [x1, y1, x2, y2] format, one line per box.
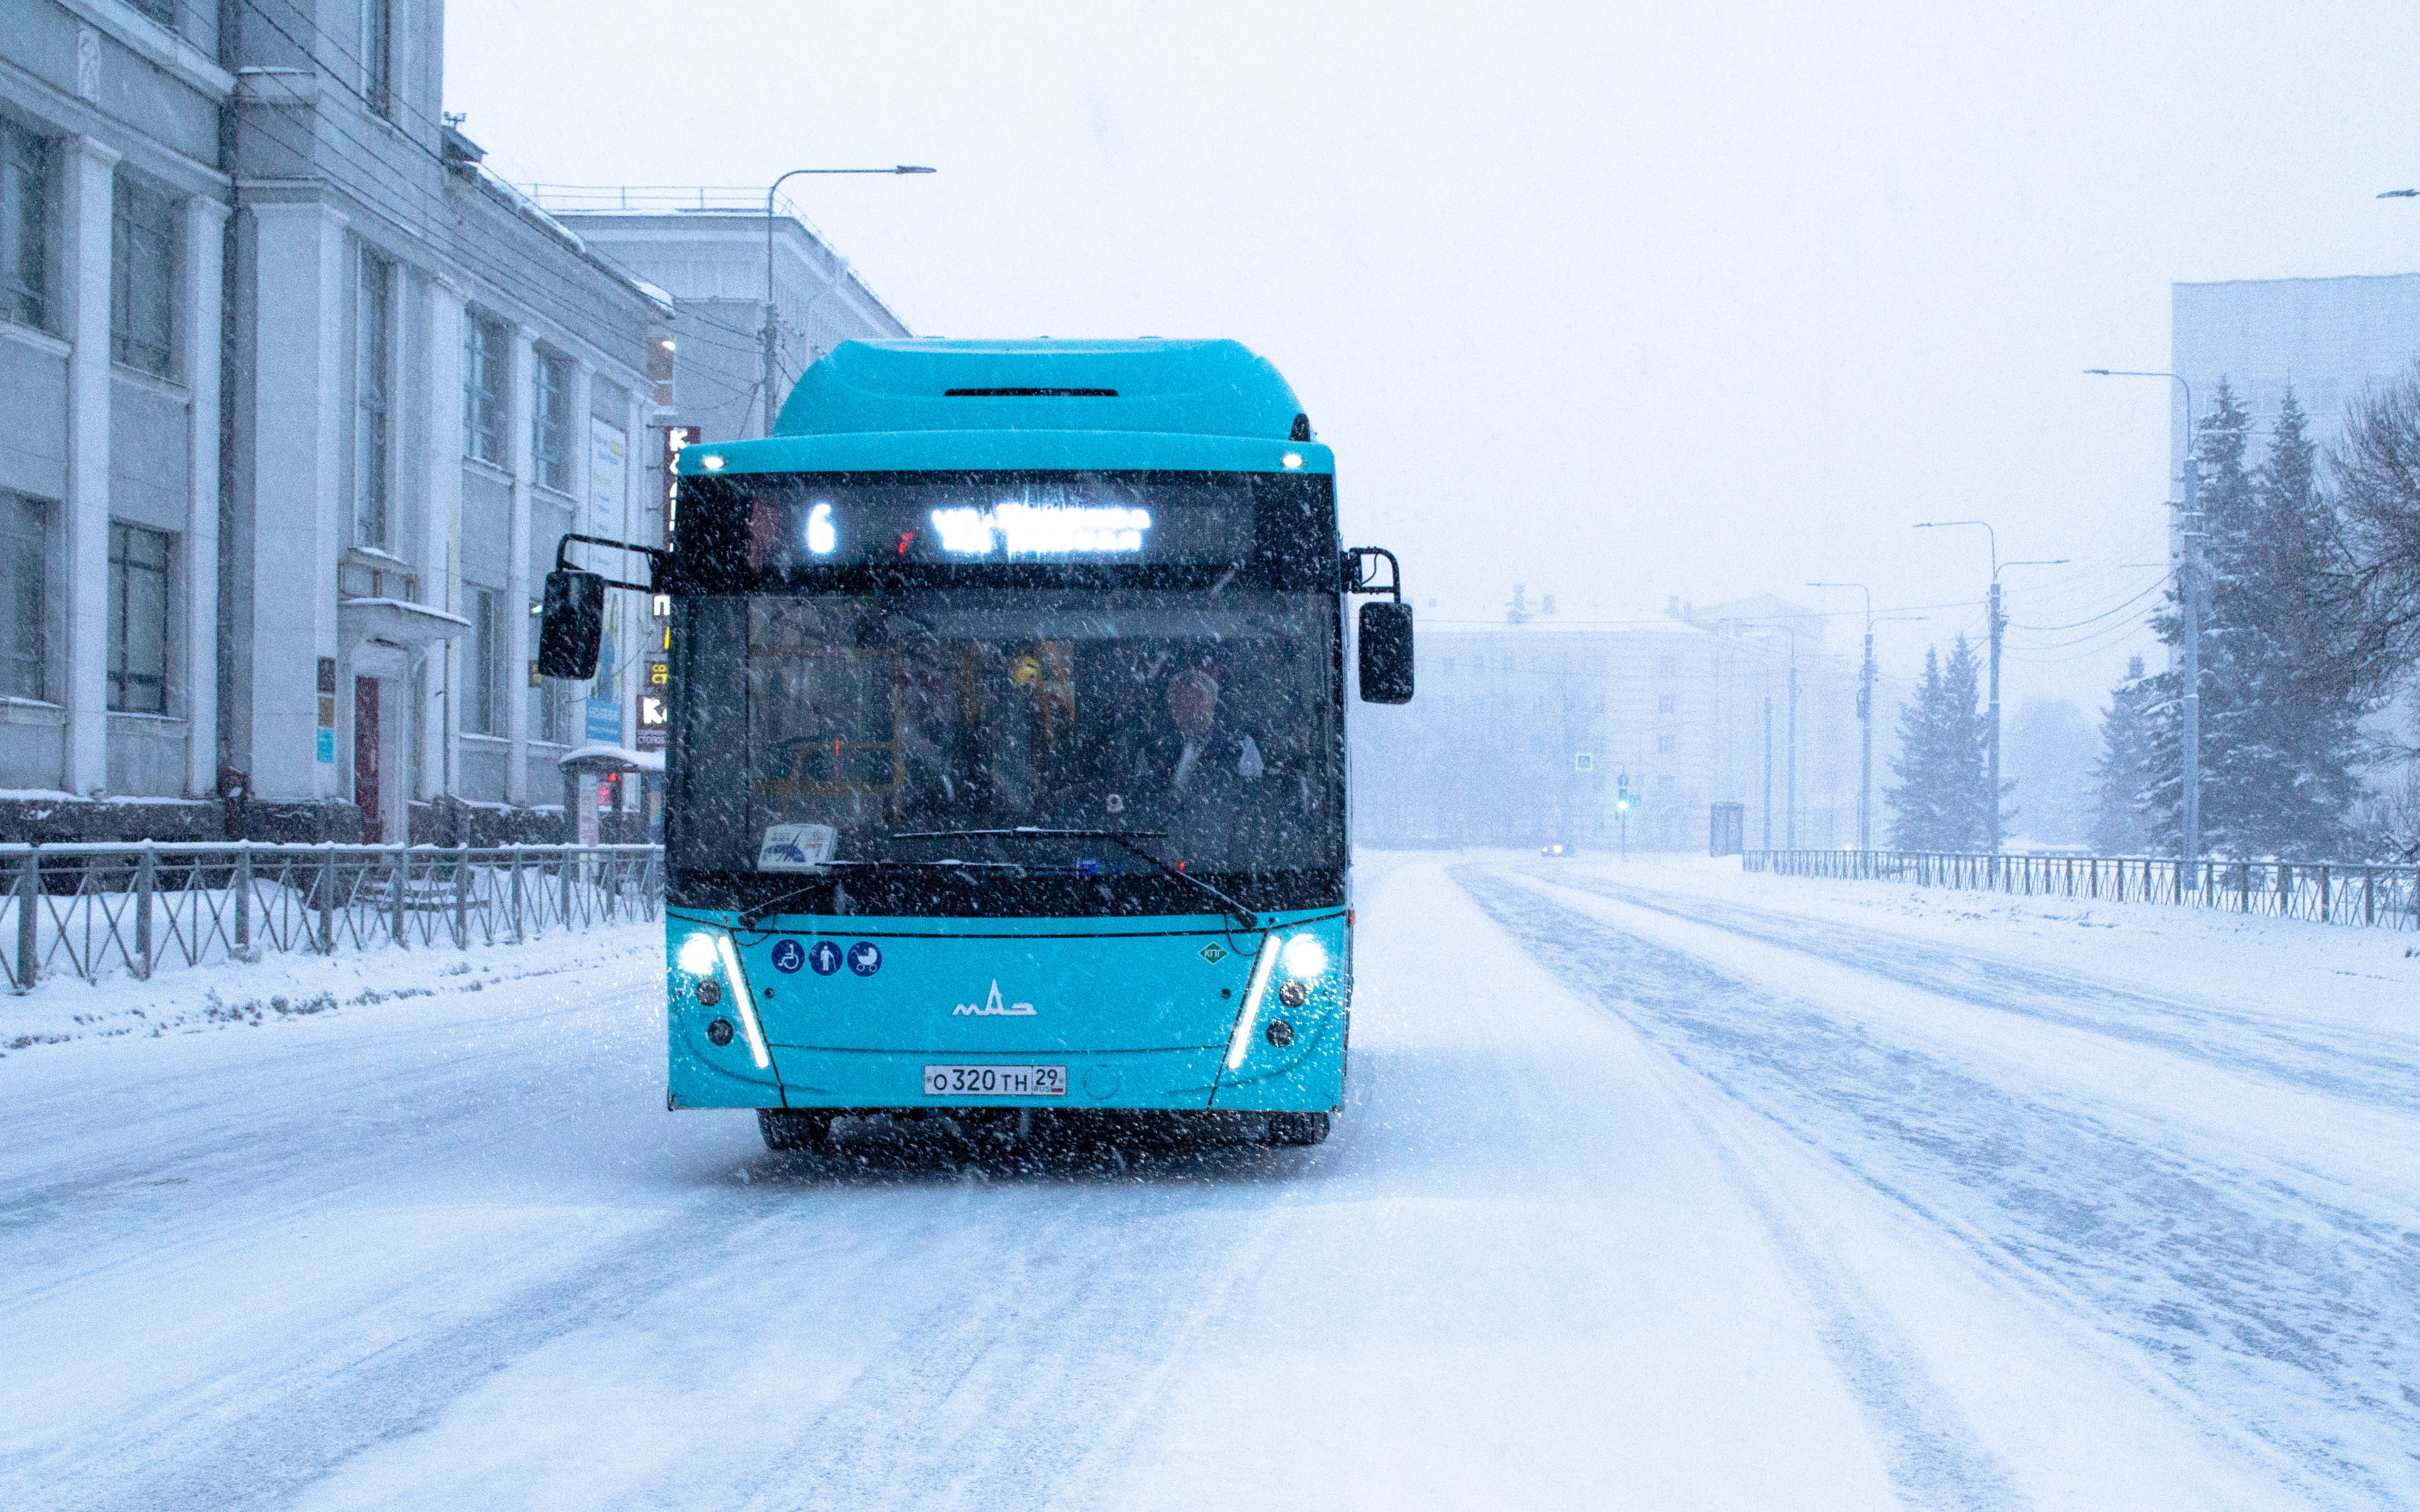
[1541, 843, 1571, 857]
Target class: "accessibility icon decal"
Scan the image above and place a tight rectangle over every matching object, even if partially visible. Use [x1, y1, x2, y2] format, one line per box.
[848, 941, 883, 977]
[770, 939, 805, 974]
[807, 939, 843, 976]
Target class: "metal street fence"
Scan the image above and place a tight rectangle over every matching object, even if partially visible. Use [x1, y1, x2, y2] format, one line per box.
[1742, 849, 2420, 931]
[5, 843, 664, 991]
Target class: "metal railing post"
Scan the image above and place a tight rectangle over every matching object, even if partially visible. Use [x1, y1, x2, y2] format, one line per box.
[391, 844, 408, 948]
[14, 848, 35, 991]
[510, 848, 525, 943]
[235, 842, 252, 953]
[454, 843, 470, 949]
[319, 843, 336, 954]
[135, 842, 156, 981]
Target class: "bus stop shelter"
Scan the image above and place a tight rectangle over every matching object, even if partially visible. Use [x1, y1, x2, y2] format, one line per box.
[558, 744, 666, 845]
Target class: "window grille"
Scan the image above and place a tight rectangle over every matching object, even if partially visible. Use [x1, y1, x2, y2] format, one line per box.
[107, 523, 172, 714]
[363, 0, 395, 119]
[2, 122, 47, 330]
[111, 176, 175, 376]
[464, 314, 508, 464]
[2, 491, 47, 701]
[532, 349, 570, 492]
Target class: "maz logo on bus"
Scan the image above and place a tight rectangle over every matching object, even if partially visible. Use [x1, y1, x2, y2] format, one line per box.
[928, 502, 1152, 556]
[953, 981, 1037, 1017]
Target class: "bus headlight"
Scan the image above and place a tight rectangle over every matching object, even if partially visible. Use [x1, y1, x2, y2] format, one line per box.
[1280, 934, 1326, 980]
[676, 928, 770, 1070]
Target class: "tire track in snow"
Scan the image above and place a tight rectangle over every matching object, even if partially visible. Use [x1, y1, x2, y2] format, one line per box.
[1456, 865, 2420, 1509]
[1528, 866, 2420, 1118]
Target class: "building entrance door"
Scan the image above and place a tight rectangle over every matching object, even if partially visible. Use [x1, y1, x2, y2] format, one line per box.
[355, 677, 382, 843]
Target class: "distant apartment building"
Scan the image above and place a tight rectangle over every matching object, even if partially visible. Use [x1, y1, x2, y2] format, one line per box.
[1352, 592, 1895, 852]
[2170, 273, 2420, 474]
[534, 189, 912, 446]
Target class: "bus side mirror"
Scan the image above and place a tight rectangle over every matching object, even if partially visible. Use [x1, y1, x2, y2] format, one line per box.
[1358, 600, 1414, 703]
[537, 569, 605, 680]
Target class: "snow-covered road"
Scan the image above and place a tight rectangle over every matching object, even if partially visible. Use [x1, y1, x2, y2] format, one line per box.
[6, 854, 2416, 1510]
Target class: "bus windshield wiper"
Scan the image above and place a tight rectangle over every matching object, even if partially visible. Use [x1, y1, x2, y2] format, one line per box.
[890, 828, 1259, 931]
[736, 859, 1028, 929]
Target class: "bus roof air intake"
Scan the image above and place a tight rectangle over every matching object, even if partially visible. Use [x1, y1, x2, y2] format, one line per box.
[943, 388, 1119, 397]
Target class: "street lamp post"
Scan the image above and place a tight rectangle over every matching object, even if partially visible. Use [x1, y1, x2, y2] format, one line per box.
[1809, 582, 1871, 848]
[1912, 522, 2069, 852]
[761, 165, 936, 436]
[2084, 369, 2201, 864]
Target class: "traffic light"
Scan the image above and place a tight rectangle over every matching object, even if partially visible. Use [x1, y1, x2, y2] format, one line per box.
[1615, 772, 1631, 813]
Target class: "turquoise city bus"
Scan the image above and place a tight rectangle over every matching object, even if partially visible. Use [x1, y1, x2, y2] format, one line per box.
[539, 339, 1412, 1150]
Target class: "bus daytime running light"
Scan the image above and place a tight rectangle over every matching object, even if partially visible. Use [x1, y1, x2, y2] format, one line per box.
[677, 934, 718, 976]
[712, 933, 772, 1069]
[1281, 452, 1304, 469]
[699, 453, 727, 471]
[1225, 935, 1283, 1072]
[1279, 934, 1327, 980]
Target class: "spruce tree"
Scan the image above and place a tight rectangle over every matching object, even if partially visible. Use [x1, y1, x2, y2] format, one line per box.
[2139, 381, 2368, 857]
[2091, 655, 2154, 854]
[1886, 635, 1993, 849]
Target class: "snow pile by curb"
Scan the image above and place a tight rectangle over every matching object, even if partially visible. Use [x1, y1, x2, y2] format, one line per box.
[1, 923, 664, 1056]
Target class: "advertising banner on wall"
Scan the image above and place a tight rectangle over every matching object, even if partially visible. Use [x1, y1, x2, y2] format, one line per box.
[589, 419, 628, 540]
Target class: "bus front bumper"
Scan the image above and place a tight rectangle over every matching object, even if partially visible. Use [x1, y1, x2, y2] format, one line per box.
[669, 1018, 1346, 1114]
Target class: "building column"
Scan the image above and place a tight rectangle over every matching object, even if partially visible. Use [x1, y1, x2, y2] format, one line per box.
[623, 383, 646, 752]
[504, 324, 533, 805]
[181, 194, 230, 799]
[424, 274, 465, 804]
[247, 199, 348, 801]
[60, 135, 119, 797]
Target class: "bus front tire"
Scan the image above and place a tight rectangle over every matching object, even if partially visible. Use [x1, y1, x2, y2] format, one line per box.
[758, 1109, 829, 1152]
[1264, 1111, 1330, 1146]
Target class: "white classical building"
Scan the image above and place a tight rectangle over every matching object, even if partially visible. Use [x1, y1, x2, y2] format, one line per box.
[0, 0, 674, 842]
[2170, 273, 2420, 474]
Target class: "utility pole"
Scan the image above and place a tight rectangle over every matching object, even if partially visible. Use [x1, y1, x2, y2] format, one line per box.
[759, 165, 937, 436]
[2180, 452, 2202, 864]
[1761, 694, 1773, 849]
[1986, 575, 2002, 853]
[2083, 368, 2201, 866]
[1809, 582, 1872, 848]
[1858, 627, 1874, 848]
[1786, 649, 1798, 849]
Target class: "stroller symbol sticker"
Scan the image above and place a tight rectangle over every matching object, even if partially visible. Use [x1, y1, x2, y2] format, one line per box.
[848, 941, 883, 977]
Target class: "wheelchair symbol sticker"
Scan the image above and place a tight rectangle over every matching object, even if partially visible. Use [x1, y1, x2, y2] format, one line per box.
[770, 939, 804, 973]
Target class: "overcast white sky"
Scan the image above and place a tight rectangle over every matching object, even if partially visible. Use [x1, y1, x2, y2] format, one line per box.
[450, 0, 2420, 714]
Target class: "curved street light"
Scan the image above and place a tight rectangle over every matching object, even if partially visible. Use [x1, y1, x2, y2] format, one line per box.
[761, 165, 937, 434]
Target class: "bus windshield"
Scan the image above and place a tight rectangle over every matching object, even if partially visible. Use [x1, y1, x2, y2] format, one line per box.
[671, 587, 1341, 881]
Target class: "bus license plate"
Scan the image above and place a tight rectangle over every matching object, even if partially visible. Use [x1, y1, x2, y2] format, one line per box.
[924, 1064, 1067, 1098]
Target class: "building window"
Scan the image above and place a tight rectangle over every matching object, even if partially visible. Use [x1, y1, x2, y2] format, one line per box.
[129, 0, 177, 27]
[1656, 655, 1678, 677]
[1657, 694, 1677, 715]
[469, 587, 500, 734]
[532, 349, 570, 491]
[355, 246, 391, 548]
[465, 314, 507, 464]
[107, 522, 172, 714]
[363, 0, 395, 119]
[1656, 733, 1678, 754]
[3, 492, 48, 701]
[2, 122, 48, 330]
[111, 176, 175, 376]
